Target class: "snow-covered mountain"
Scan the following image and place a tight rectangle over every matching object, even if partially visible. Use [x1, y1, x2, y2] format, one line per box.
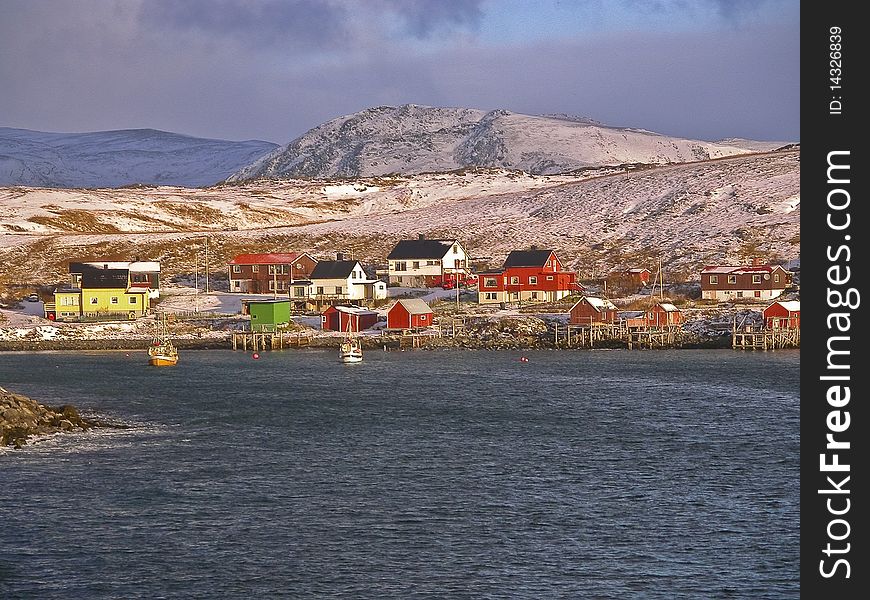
[0, 128, 278, 188]
[227, 105, 791, 181]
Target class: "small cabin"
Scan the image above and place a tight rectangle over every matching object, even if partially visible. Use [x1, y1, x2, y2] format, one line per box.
[764, 300, 800, 330]
[386, 298, 434, 330]
[569, 296, 618, 325]
[246, 299, 291, 331]
[321, 305, 379, 332]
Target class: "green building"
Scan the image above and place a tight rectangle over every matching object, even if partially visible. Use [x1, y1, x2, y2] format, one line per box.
[246, 299, 291, 331]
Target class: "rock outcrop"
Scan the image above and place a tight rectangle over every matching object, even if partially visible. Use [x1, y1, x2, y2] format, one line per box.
[0, 387, 122, 448]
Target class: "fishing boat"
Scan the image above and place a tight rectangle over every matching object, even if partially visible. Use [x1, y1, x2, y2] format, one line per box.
[148, 313, 179, 367]
[339, 319, 363, 363]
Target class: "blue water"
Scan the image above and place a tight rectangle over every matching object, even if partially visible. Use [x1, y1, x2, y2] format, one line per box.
[1, 348, 799, 599]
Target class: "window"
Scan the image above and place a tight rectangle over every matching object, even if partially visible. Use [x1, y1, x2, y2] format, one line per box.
[528, 276, 537, 285]
[727, 275, 737, 284]
[394, 261, 407, 272]
[233, 281, 240, 289]
[774, 273, 780, 282]
[110, 297, 119, 304]
[531, 292, 538, 299]
[484, 277, 497, 288]
[61, 296, 78, 306]
[316, 286, 324, 295]
[335, 286, 343, 295]
[421, 314, 427, 321]
[294, 286, 306, 298]
[752, 274, 762, 284]
[129, 296, 138, 304]
[428, 260, 438, 266]
[252, 265, 259, 273]
[269, 280, 275, 290]
[510, 276, 520, 285]
[232, 265, 241, 273]
[412, 261, 420, 269]
[452, 244, 459, 254]
[268, 265, 275, 275]
[709, 275, 718, 284]
[90, 297, 98, 304]
[754, 290, 762, 298]
[546, 275, 554, 281]
[484, 292, 498, 300]
[736, 291, 743, 298]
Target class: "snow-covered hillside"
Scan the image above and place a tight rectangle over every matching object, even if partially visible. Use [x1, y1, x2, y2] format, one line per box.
[0, 148, 798, 292]
[0, 128, 277, 188]
[227, 105, 791, 181]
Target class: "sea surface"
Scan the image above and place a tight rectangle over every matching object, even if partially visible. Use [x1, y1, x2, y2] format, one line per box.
[1, 348, 799, 599]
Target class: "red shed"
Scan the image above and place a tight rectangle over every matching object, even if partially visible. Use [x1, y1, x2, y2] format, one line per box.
[763, 300, 800, 329]
[386, 298, 433, 330]
[321, 305, 379, 332]
[569, 296, 618, 325]
[644, 302, 683, 327]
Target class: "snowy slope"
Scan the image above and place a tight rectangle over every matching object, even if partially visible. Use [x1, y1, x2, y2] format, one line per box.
[0, 148, 798, 287]
[227, 105, 792, 180]
[0, 128, 278, 188]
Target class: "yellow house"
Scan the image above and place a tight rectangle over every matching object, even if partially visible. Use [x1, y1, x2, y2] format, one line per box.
[49, 267, 149, 321]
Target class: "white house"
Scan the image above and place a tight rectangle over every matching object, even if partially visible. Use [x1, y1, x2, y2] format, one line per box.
[386, 235, 472, 287]
[307, 259, 387, 305]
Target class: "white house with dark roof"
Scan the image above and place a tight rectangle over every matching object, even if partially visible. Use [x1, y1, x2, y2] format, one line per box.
[307, 259, 387, 305]
[386, 235, 471, 287]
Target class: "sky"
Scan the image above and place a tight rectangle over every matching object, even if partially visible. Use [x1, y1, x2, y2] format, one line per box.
[0, 0, 800, 144]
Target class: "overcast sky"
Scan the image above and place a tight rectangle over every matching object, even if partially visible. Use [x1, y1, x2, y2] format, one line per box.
[1, 0, 799, 144]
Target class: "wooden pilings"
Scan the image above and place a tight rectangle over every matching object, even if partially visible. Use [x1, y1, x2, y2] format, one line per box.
[231, 330, 312, 351]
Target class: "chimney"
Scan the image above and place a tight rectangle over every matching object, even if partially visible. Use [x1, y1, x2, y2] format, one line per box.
[418, 234, 425, 241]
[336, 252, 344, 261]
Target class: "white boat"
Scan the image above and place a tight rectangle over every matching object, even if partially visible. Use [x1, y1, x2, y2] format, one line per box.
[339, 319, 363, 363]
[148, 313, 179, 367]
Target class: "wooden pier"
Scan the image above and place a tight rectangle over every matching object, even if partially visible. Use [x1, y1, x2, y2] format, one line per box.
[731, 323, 800, 350]
[230, 330, 312, 351]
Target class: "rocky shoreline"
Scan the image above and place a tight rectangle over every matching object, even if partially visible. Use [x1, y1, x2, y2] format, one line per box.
[1, 387, 127, 449]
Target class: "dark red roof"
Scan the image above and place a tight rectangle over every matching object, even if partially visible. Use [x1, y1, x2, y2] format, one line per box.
[228, 252, 309, 265]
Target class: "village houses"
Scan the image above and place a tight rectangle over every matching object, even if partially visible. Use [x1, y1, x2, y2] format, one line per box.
[227, 252, 317, 294]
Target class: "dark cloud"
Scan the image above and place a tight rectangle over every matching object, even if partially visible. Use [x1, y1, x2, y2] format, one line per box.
[0, 0, 798, 144]
[138, 0, 485, 49]
[138, 0, 352, 49]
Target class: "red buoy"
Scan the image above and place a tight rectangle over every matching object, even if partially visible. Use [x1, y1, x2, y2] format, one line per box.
[252, 353, 260, 360]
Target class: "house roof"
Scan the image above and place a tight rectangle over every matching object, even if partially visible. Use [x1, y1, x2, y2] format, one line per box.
[310, 260, 360, 280]
[572, 296, 617, 312]
[503, 249, 554, 268]
[391, 298, 433, 315]
[228, 252, 310, 265]
[327, 305, 379, 316]
[70, 261, 159, 272]
[657, 303, 679, 312]
[768, 300, 800, 312]
[80, 269, 129, 289]
[627, 268, 651, 273]
[387, 239, 456, 260]
[701, 264, 785, 275]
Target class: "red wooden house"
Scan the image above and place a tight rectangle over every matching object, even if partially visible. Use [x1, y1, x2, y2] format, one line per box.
[228, 252, 318, 294]
[321, 305, 380, 332]
[386, 298, 433, 330]
[477, 248, 580, 305]
[645, 303, 683, 327]
[700, 261, 791, 301]
[569, 296, 618, 325]
[763, 300, 800, 329]
[626, 268, 652, 286]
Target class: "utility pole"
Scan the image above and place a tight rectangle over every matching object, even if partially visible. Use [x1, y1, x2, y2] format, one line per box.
[205, 236, 210, 294]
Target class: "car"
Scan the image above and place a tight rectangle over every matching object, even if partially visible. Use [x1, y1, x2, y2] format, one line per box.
[26, 293, 40, 302]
